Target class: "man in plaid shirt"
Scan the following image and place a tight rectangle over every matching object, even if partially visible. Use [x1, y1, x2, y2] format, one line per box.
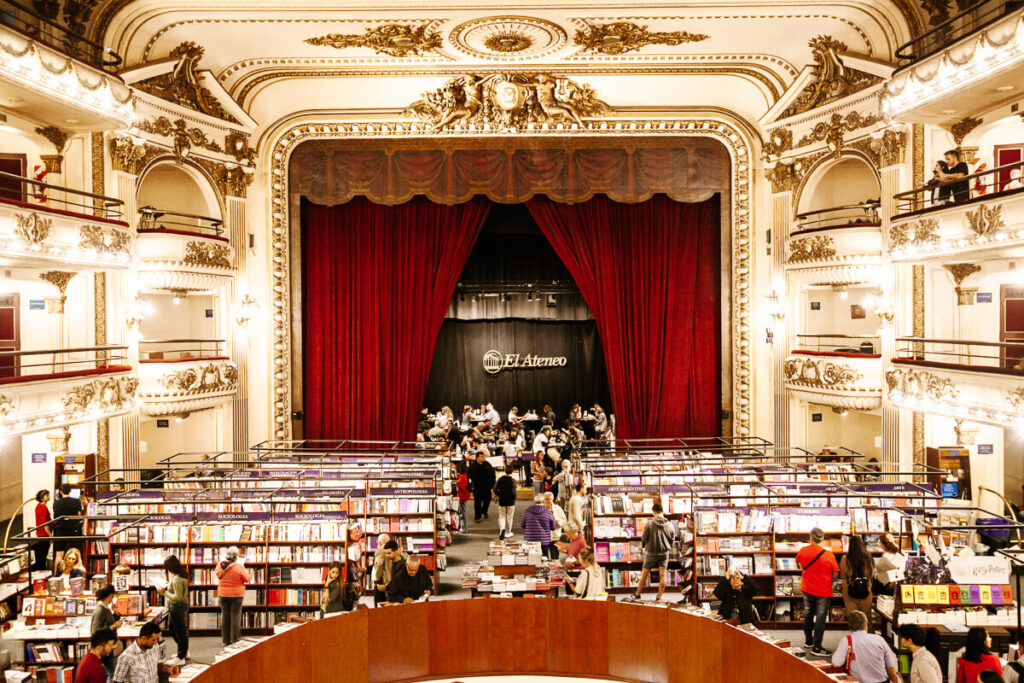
[113, 621, 165, 683]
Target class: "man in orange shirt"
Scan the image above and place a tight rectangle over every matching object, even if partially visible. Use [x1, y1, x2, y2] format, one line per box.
[798, 527, 838, 656]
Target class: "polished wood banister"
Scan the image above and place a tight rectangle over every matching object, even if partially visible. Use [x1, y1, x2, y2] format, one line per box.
[190, 599, 837, 683]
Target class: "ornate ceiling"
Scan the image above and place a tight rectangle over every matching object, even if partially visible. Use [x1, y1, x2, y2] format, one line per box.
[85, 0, 921, 133]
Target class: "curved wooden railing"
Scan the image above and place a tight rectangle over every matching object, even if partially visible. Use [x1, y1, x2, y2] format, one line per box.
[191, 599, 836, 683]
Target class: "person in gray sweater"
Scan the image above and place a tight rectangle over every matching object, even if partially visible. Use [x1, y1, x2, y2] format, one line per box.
[91, 585, 122, 674]
[156, 555, 189, 665]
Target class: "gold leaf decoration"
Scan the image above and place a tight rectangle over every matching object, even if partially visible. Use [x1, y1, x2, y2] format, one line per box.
[134, 42, 238, 124]
[788, 235, 837, 262]
[155, 362, 238, 395]
[965, 204, 1005, 238]
[80, 225, 131, 256]
[137, 117, 223, 162]
[14, 213, 53, 246]
[781, 36, 882, 117]
[183, 241, 232, 269]
[889, 218, 939, 249]
[305, 24, 442, 57]
[784, 357, 864, 389]
[574, 21, 709, 55]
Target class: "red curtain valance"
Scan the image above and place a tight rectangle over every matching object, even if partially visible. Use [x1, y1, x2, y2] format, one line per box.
[289, 137, 729, 206]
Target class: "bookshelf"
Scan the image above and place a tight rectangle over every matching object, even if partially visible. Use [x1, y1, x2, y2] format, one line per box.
[53, 453, 96, 497]
[0, 549, 32, 628]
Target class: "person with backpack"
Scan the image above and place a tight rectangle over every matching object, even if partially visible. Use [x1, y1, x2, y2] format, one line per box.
[1004, 649, 1024, 683]
[841, 535, 875, 629]
[798, 527, 839, 656]
[632, 503, 676, 601]
[831, 610, 901, 683]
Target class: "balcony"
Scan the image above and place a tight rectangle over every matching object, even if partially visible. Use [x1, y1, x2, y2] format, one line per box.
[0, 345, 135, 436]
[0, 172, 131, 268]
[889, 160, 1024, 261]
[887, 337, 1024, 428]
[785, 203, 884, 286]
[0, 1, 132, 129]
[137, 339, 237, 416]
[135, 207, 234, 292]
[882, 0, 1024, 124]
[784, 334, 883, 410]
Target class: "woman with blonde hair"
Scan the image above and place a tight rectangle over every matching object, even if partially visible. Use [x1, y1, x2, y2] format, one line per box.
[567, 549, 604, 599]
[55, 546, 85, 579]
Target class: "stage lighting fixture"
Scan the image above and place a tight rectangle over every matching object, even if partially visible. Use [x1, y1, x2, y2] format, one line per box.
[500, 293, 507, 303]
[527, 292, 533, 302]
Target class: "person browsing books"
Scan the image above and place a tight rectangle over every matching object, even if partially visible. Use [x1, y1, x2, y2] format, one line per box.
[543, 492, 567, 560]
[831, 610, 900, 683]
[75, 628, 118, 683]
[521, 494, 557, 558]
[113, 620, 166, 683]
[955, 627, 1003, 683]
[840, 535, 875, 629]
[323, 560, 359, 613]
[91, 585, 123, 633]
[567, 482, 586, 532]
[55, 546, 86, 579]
[53, 484, 83, 566]
[558, 525, 588, 564]
[156, 555, 189, 666]
[798, 527, 839, 656]
[494, 464, 518, 540]
[713, 569, 758, 625]
[899, 624, 943, 683]
[566, 549, 604, 599]
[373, 540, 406, 606]
[386, 554, 433, 603]
[215, 546, 250, 646]
[633, 503, 677, 602]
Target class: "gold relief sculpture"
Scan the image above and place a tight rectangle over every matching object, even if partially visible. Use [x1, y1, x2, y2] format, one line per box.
[784, 357, 864, 389]
[305, 24, 443, 57]
[212, 164, 252, 199]
[762, 128, 793, 159]
[788, 235, 837, 262]
[0, 394, 15, 417]
[80, 225, 131, 256]
[796, 111, 880, 157]
[225, 130, 256, 164]
[14, 213, 53, 246]
[156, 362, 238, 395]
[1007, 387, 1024, 411]
[889, 218, 939, 248]
[61, 376, 138, 414]
[484, 33, 533, 53]
[944, 262, 981, 286]
[965, 204, 1005, 237]
[573, 21, 709, 55]
[949, 116, 983, 146]
[134, 42, 238, 123]
[183, 241, 232, 269]
[405, 73, 609, 131]
[138, 117, 223, 162]
[886, 368, 959, 402]
[38, 271, 75, 295]
[35, 126, 69, 153]
[781, 36, 882, 118]
[870, 129, 907, 168]
[109, 136, 149, 175]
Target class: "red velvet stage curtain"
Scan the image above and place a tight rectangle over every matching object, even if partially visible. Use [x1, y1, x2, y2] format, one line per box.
[526, 194, 721, 439]
[301, 196, 491, 440]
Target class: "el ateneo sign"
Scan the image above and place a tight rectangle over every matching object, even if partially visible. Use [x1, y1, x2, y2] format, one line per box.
[483, 349, 567, 375]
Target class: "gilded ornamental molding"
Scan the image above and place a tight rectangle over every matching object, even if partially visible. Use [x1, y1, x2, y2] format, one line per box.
[781, 36, 882, 118]
[80, 224, 131, 256]
[449, 17, 567, 60]
[14, 213, 53, 246]
[60, 376, 138, 414]
[784, 357, 864, 389]
[405, 73, 609, 131]
[305, 24, 443, 57]
[795, 111, 880, 158]
[949, 116, 983, 147]
[183, 241, 232, 269]
[150, 362, 238, 396]
[885, 368, 959, 402]
[134, 42, 238, 123]
[109, 137, 150, 175]
[0, 394, 16, 417]
[137, 117, 223, 162]
[965, 204, 1005, 238]
[889, 218, 939, 249]
[788, 235, 837, 263]
[573, 21, 709, 55]
[1006, 387, 1024, 411]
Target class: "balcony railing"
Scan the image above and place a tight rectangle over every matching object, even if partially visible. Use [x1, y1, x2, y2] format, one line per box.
[893, 159, 1024, 217]
[139, 339, 227, 362]
[0, 171, 124, 222]
[895, 0, 1022, 64]
[793, 202, 880, 234]
[138, 207, 224, 239]
[0, 0, 122, 70]
[795, 334, 880, 356]
[893, 337, 1024, 374]
[0, 345, 129, 384]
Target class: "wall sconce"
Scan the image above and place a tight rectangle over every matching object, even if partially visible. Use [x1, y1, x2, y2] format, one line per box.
[875, 300, 895, 326]
[125, 295, 146, 329]
[766, 290, 786, 324]
[235, 293, 258, 328]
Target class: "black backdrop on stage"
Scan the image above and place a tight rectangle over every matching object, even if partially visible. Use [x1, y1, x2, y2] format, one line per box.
[423, 318, 611, 420]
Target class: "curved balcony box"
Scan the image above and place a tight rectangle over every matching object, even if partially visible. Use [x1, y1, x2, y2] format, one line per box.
[138, 358, 238, 416]
[136, 232, 235, 292]
[0, 366, 136, 437]
[0, 201, 132, 269]
[785, 226, 884, 286]
[784, 351, 883, 409]
[882, 11, 1024, 125]
[887, 358, 1024, 427]
[889, 189, 1024, 262]
[0, 24, 134, 130]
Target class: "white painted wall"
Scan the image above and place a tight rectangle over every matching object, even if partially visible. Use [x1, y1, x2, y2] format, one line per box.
[139, 408, 223, 469]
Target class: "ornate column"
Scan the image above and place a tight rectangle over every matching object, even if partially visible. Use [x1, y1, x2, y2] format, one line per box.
[225, 194, 250, 457]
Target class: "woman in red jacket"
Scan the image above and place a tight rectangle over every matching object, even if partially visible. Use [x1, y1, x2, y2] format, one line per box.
[33, 490, 51, 571]
[456, 462, 471, 530]
[956, 627, 1002, 683]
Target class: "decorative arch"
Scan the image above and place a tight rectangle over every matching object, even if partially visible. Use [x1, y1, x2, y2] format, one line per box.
[794, 149, 881, 218]
[136, 155, 227, 222]
[260, 113, 757, 440]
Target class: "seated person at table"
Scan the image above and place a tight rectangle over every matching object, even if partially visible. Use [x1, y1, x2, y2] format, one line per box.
[386, 555, 433, 604]
[713, 569, 758, 625]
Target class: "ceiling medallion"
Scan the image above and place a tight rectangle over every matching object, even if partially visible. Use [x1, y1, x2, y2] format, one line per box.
[574, 21, 709, 55]
[405, 73, 608, 131]
[449, 16, 567, 60]
[305, 24, 442, 58]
